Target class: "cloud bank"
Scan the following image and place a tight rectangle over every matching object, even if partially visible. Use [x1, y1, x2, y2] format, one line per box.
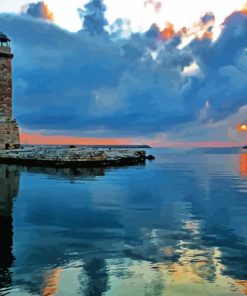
[1, 1, 247, 142]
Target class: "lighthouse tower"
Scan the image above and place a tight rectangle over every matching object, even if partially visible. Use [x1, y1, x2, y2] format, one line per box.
[0, 32, 20, 150]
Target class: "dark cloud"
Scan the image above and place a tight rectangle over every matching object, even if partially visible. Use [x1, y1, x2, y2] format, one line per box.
[21, 1, 54, 21]
[184, 11, 247, 122]
[0, 2, 247, 140]
[201, 12, 215, 25]
[78, 0, 108, 36]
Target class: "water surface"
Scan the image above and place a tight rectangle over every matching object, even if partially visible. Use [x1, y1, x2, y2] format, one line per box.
[1, 148, 247, 296]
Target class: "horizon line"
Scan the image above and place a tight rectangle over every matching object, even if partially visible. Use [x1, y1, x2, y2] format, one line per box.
[20, 133, 246, 148]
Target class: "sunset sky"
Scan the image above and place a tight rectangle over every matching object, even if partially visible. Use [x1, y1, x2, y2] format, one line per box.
[0, 0, 246, 32]
[1, 0, 247, 146]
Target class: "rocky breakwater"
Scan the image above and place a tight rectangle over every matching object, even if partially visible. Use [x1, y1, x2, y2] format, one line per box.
[0, 146, 154, 168]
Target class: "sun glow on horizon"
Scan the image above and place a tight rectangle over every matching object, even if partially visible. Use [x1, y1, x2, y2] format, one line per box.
[237, 124, 247, 132]
[20, 133, 246, 148]
[20, 133, 133, 146]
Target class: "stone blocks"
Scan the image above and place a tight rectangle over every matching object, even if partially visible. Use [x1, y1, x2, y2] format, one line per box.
[0, 46, 20, 150]
[0, 120, 20, 150]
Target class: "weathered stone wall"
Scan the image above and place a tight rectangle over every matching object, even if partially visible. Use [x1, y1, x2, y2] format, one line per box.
[0, 46, 20, 150]
[0, 55, 12, 119]
[0, 121, 20, 150]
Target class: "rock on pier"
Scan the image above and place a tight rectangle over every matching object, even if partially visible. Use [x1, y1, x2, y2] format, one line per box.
[0, 146, 153, 168]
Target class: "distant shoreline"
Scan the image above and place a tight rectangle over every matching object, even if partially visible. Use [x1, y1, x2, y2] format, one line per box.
[21, 144, 152, 149]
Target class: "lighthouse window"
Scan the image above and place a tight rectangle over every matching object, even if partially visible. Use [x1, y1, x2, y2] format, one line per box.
[0, 41, 10, 47]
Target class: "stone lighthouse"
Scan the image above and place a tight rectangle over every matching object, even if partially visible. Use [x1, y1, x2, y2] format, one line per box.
[0, 32, 20, 150]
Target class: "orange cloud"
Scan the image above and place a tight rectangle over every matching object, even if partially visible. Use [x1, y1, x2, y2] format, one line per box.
[20, 1, 54, 21]
[158, 12, 215, 42]
[41, 2, 54, 21]
[241, 1, 247, 15]
[160, 22, 175, 39]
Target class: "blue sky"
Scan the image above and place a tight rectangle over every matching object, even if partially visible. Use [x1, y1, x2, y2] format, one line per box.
[1, 0, 247, 145]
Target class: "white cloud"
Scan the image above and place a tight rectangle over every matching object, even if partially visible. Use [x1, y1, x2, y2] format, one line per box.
[1, 0, 246, 33]
[183, 61, 200, 76]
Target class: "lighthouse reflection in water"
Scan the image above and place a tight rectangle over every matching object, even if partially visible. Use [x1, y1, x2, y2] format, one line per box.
[1, 148, 247, 296]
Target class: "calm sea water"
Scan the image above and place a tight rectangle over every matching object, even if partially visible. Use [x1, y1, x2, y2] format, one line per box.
[1, 148, 247, 296]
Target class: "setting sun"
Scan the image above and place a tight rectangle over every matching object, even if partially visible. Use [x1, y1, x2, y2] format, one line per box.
[237, 124, 247, 131]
